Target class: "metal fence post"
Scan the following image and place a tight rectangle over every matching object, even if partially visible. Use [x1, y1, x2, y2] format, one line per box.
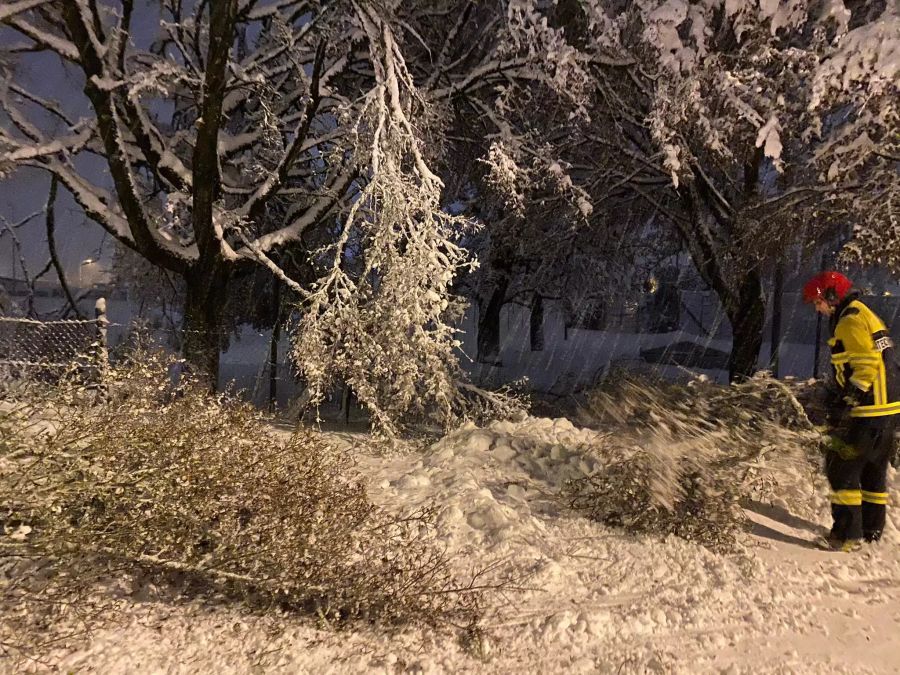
[95, 297, 109, 397]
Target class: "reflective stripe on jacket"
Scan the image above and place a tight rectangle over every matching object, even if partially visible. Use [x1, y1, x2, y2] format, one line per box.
[829, 298, 900, 418]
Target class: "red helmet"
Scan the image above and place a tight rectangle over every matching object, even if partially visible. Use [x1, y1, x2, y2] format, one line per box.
[802, 271, 853, 304]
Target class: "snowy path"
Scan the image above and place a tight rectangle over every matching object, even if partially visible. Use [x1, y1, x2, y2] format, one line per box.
[22, 417, 900, 674]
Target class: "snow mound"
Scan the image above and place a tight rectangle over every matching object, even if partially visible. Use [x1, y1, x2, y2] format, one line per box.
[369, 417, 605, 551]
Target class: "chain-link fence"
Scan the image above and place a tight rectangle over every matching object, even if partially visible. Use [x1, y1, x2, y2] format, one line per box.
[0, 299, 109, 388]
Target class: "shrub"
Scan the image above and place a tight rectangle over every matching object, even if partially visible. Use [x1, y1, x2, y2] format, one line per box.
[566, 373, 824, 552]
[1, 348, 479, 666]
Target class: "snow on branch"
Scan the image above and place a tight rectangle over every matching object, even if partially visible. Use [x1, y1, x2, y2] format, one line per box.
[0, 0, 620, 412]
[4, 16, 80, 61]
[2, 124, 94, 162]
[289, 6, 497, 434]
[6, 83, 77, 128]
[0, 0, 52, 23]
[37, 158, 133, 245]
[244, 164, 358, 254]
[238, 42, 328, 222]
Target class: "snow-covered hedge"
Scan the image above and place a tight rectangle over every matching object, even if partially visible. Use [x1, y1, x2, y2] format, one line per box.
[0, 348, 480, 665]
[568, 373, 824, 552]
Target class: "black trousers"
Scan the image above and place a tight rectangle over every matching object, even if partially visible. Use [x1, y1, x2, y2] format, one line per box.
[826, 417, 895, 542]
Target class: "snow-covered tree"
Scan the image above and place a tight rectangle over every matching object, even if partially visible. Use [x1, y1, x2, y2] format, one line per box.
[0, 1, 560, 428]
[440, 10, 665, 362]
[484, 0, 898, 380]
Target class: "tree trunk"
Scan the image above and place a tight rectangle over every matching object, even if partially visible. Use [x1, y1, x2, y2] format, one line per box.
[812, 252, 828, 379]
[182, 265, 230, 390]
[723, 270, 765, 382]
[477, 277, 508, 364]
[676, 191, 766, 383]
[770, 263, 784, 377]
[530, 292, 544, 351]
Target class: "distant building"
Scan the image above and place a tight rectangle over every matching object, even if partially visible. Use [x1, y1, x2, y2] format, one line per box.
[0, 275, 33, 298]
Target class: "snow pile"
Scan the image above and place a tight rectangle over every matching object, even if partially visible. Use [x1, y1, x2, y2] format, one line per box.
[366, 373, 824, 561]
[367, 417, 607, 552]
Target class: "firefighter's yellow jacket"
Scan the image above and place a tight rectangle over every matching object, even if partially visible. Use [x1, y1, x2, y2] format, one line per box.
[828, 294, 900, 419]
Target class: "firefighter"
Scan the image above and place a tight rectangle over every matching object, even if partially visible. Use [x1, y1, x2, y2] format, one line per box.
[804, 271, 899, 551]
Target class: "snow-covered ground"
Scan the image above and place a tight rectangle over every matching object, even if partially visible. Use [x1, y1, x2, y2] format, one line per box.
[25, 416, 900, 674]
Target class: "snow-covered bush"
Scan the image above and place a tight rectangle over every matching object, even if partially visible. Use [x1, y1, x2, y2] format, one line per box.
[567, 374, 823, 552]
[0, 348, 480, 665]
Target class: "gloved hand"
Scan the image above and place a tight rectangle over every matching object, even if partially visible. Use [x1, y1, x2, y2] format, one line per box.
[824, 434, 859, 461]
[825, 385, 864, 427]
[827, 406, 853, 430]
[842, 390, 861, 408]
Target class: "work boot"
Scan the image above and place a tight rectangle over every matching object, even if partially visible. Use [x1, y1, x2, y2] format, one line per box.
[864, 529, 883, 543]
[820, 535, 863, 552]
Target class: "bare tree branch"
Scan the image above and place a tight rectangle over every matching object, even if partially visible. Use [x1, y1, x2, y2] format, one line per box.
[3, 16, 80, 61]
[61, 2, 190, 274]
[44, 175, 85, 319]
[0, 0, 52, 23]
[192, 0, 238, 261]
